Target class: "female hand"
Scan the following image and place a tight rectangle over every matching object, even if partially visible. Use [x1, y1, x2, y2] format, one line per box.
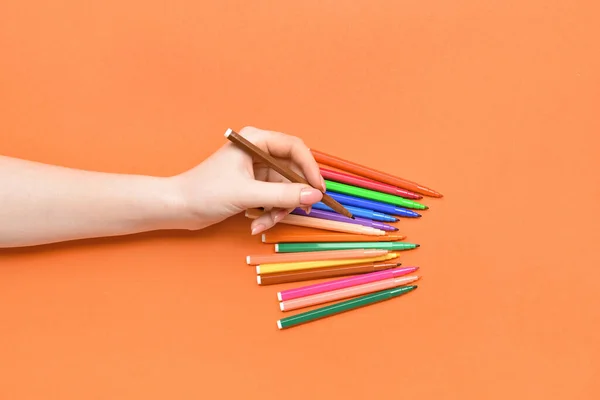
[174, 126, 324, 234]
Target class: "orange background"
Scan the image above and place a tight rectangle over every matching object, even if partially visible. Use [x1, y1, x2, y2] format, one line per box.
[1, 1, 599, 399]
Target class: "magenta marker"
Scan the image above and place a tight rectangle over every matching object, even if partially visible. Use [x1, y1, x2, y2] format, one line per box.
[277, 266, 419, 301]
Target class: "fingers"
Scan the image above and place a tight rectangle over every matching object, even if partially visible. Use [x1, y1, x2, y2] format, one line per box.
[253, 157, 299, 182]
[232, 127, 325, 236]
[254, 162, 304, 185]
[239, 127, 325, 192]
[250, 208, 290, 235]
[253, 161, 314, 212]
[242, 180, 323, 210]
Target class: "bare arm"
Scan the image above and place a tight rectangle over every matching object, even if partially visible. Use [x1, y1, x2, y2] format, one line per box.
[0, 127, 324, 248]
[0, 155, 189, 247]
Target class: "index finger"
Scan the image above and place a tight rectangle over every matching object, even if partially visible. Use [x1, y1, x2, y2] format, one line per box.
[240, 127, 325, 191]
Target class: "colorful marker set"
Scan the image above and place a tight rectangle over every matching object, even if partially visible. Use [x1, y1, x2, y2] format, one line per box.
[226, 129, 441, 330]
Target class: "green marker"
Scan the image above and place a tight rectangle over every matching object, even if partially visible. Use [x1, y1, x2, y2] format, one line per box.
[325, 180, 427, 210]
[277, 286, 418, 329]
[275, 242, 420, 253]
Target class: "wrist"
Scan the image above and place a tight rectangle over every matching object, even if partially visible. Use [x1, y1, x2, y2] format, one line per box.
[141, 176, 195, 231]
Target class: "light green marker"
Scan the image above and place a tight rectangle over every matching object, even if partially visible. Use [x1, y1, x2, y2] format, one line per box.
[275, 242, 420, 253]
[325, 180, 427, 210]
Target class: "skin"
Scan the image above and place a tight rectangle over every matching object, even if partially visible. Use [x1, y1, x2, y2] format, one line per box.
[0, 126, 324, 248]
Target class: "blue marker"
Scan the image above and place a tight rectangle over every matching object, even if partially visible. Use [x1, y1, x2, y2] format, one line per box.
[312, 202, 398, 222]
[326, 192, 421, 218]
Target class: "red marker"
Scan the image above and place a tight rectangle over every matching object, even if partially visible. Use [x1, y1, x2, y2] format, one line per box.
[313, 149, 442, 198]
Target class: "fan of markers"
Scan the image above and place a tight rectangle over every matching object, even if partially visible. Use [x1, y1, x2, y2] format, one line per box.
[245, 149, 442, 329]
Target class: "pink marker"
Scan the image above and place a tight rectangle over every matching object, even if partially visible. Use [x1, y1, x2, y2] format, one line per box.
[277, 266, 419, 301]
[280, 275, 420, 312]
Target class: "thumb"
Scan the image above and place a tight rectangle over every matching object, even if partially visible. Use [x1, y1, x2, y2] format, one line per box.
[241, 181, 323, 210]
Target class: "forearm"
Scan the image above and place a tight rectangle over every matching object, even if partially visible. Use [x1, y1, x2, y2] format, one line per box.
[0, 156, 190, 248]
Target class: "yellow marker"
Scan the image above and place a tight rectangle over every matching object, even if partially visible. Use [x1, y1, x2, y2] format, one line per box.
[256, 253, 398, 275]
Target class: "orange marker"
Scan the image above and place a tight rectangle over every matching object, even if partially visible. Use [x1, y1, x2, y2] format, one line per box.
[246, 249, 388, 266]
[312, 149, 442, 198]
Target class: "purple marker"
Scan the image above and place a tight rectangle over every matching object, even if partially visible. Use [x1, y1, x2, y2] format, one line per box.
[291, 208, 398, 232]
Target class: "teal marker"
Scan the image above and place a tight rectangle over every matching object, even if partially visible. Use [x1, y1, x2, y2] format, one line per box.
[277, 286, 418, 329]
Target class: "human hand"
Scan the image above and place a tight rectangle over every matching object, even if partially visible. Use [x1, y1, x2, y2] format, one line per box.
[173, 126, 324, 234]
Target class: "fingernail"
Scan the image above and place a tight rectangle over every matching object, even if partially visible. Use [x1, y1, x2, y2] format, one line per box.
[300, 206, 311, 214]
[273, 210, 288, 223]
[300, 188, 323, 205]
[320, 177, 326, 192]
[251, 224, 266, 235]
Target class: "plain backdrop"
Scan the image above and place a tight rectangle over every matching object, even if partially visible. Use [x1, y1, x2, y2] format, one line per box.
[1, 1, 599, 399]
